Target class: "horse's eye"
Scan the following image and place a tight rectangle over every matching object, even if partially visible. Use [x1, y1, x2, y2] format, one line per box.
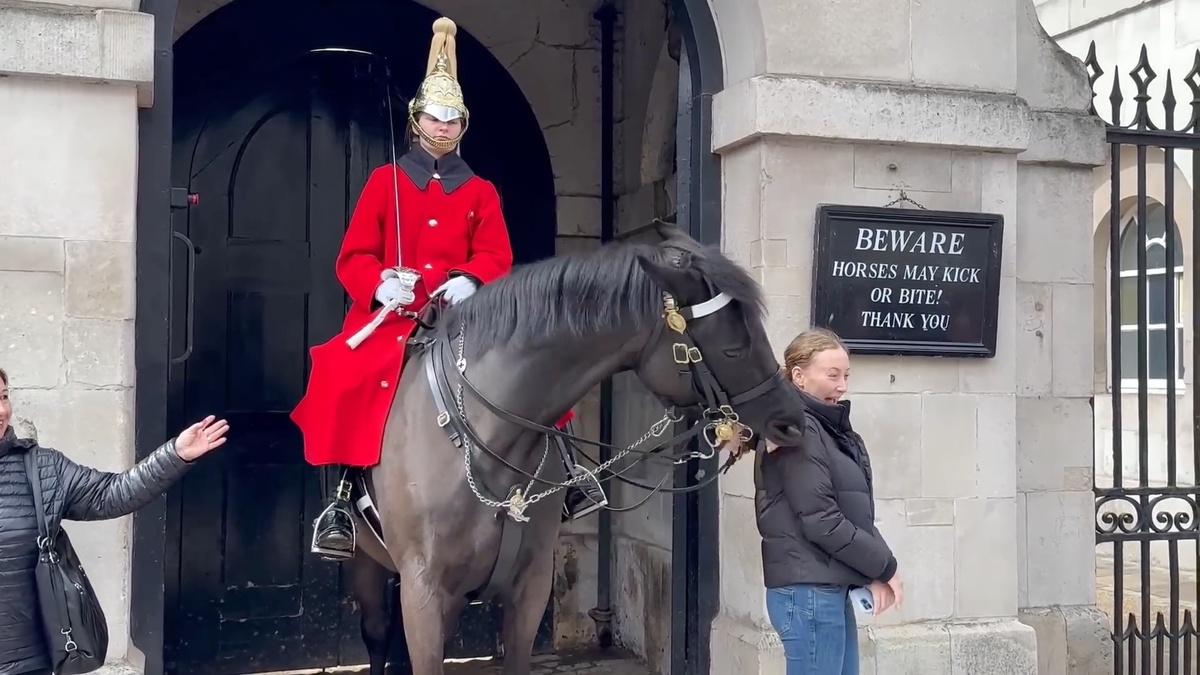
[723, 348, 744, 358]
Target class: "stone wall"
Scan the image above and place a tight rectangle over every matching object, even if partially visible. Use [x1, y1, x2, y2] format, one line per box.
[706, 0, 1111, 674]
[0, 3, 153, 665]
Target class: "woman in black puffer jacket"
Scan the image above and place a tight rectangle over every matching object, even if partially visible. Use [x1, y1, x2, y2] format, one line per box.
[0, 366, 229, 675]
[753, 328, 905, 675]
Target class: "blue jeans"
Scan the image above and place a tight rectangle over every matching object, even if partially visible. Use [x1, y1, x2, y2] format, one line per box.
[765, 584, 858, 675]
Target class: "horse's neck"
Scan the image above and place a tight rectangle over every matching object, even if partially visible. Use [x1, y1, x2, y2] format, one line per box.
[463, 329, 642, 444]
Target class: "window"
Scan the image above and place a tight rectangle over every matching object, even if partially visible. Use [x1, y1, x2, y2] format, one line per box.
[1116, 202, 1185, 390]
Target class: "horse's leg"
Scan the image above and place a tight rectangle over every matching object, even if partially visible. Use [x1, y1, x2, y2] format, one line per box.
[397, 570, 450, 675]
[346, 554, 400, 675]
[500, 547, 556, 675]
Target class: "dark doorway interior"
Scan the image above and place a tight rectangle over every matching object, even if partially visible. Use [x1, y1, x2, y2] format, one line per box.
[163, 1, 554, 673]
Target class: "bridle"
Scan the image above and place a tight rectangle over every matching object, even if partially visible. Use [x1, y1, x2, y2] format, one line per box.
[418, 284, 788, 513]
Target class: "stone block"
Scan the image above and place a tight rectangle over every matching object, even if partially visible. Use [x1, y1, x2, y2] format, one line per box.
[911, 0, 1017, 92]
[1051, 282, 1094, 397]
[853, 146, 954, 193]
[712, 76, 1030, 155]
[947, 620, 1037, 675]
[545, 123, 600, 197]
[1022, 491, 1096, 607]
[1016, 166, 1093, 284]
[760, 140, 856, 248]
[720, 494, 768, 624]
[0, 271, 64, 388]
[906, 499, 954, 526]
[1015, 282, 1053, 396]
[612, 536, 671, 673]
[959, 276, 1017, 393]
[1016, 397, 1093, 492]
[64, 318, 133, 387]
[558, 196, 601, 237]
[65, 240, 134, 320]
[868, 622, 953, 675]
[719, 141, 764, 266]
[955, 498, 1019, 618]
[1019, 605, 1112, 675]
[709, 614, 786, 675]
[1016, 492, 1029, 607]
[554, 534, 599, 650]
[921, 394, 979, 499]
[848, 355, 961, 395]
[873, 498, 954, 624]
[979, 153, 1018, 279]
[846, 394, 922, 500]
[764, 294, 808, 354]
[0, 235, 64, 272]
[0, 78, 138, 242]
[757, 0, 911, 82]
[0, 7, 154, 91]
[508, 42, 576, 130]
[975, 394, 1017, 498]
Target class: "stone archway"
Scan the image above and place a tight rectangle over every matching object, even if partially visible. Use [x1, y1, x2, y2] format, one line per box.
[133, 2, 733, 675]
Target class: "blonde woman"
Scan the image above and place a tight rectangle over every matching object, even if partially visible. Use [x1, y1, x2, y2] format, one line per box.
[753, 328, 904, 675]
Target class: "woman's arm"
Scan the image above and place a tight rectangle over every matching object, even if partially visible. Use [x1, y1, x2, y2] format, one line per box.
[780, 423, 898, 582]
[54, 440, 193, 522]
[55, 416, 228, 522]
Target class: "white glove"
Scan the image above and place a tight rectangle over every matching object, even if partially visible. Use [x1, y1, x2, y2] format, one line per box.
[375, 277, 414, 308]
[433, 275, 478, 305]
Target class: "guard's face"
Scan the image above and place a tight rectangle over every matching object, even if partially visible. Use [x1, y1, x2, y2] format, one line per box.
[416, 113, 463, 149]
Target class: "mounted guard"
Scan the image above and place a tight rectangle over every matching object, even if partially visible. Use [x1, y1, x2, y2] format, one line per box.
[291, 17, 606, 563]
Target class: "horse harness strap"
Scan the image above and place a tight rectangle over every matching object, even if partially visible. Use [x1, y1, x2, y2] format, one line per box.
[660, 291, 786, 444]
[422, 330, 528, 603]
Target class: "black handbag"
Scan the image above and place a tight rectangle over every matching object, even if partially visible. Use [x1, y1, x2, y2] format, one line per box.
[24, 448, 109, 675]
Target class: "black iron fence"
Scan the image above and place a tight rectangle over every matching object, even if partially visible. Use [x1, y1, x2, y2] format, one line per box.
[1086, 41, 1200, 675]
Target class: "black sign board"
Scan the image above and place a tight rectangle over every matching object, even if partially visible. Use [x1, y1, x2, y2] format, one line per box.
[811, 204, 1004, 358]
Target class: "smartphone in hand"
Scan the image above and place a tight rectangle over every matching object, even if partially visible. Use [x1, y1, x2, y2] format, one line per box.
[849, 587, 874, 614]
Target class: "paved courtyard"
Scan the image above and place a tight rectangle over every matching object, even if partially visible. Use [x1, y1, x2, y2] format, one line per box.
[444, 652, 650, 675]
[269, 650, 650, 675]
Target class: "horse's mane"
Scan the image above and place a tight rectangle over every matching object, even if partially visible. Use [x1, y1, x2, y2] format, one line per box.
[453, 233, 765, 354]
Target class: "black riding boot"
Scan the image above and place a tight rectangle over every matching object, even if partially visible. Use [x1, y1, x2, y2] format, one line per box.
[312, 466, 357, 561]
[555, 437, 608, 522]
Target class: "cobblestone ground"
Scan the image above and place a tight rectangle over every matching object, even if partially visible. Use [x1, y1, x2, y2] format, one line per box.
[275, 651, 650, 675]
[444, 652, 650, 675]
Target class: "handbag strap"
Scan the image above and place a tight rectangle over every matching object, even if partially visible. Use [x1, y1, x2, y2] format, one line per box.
[23, 447, 52, 547]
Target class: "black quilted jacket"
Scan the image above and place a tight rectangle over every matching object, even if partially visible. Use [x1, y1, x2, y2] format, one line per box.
[0, 427, 192, 674]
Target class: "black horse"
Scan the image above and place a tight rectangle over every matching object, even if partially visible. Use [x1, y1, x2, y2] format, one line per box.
[344, 223, 807, 674]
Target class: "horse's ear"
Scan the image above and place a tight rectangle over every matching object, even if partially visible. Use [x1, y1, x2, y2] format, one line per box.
[652, 218, 686, 242]
[636, 251, 694, 295]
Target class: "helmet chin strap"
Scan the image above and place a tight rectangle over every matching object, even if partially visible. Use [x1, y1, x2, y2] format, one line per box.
[411, 115, 467, 151]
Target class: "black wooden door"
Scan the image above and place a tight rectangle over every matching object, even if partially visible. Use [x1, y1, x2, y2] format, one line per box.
[165, 53, 522, 675]
[166, 59, 377, 675]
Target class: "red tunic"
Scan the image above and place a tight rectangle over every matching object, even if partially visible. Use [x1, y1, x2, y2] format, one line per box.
[291, 149, 517, 467]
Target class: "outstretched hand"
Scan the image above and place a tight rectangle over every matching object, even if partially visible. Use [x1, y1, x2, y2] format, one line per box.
[175, 415, 230, 462]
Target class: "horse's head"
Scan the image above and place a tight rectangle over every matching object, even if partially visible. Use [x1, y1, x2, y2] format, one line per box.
[632, 223, 807, 447]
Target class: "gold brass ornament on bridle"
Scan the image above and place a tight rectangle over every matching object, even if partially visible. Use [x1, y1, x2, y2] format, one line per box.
[661, 293, 740, 446]
[409, 17, 469, 151]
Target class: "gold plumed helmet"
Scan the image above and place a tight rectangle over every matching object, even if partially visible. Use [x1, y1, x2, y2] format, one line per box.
[409, 17, 469, 150]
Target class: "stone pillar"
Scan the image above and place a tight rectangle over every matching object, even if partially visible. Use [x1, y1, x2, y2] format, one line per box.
[0, 1, 154, 668]
[706, 1, 1108, 673]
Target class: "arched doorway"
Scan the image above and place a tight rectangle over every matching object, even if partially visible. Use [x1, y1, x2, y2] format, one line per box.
[132, 0, 725, 673]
